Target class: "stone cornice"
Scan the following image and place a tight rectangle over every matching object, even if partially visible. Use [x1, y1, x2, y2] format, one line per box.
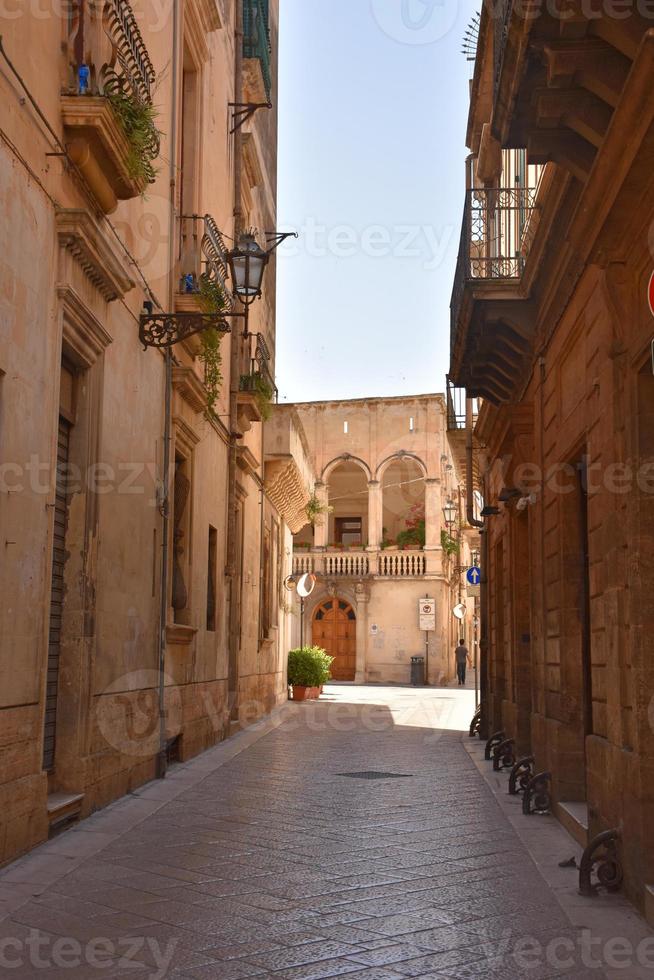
[172, 366, 207, 415]
[56, 208, 134, 301]
[57, 284, 113, 367]
[265, 458, 311, 533]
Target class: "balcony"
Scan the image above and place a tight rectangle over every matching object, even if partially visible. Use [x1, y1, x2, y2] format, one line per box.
[449, 185, 539, 404]
[174, 214, 232, 355]
[238, 334, 277, 431]
[243, 0, 272, 102]
[264, 407, 315, 534]
[293, 550, 427, 579]
[62, 0, 158, 213]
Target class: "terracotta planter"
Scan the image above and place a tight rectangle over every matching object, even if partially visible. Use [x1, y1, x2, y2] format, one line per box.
[291, 685, 319, 701]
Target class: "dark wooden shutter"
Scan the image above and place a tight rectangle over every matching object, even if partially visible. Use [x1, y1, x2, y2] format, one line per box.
[43, 417, 71, 772]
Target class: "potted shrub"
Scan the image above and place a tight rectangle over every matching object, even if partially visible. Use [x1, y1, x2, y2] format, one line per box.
[287, 646, 333, 701]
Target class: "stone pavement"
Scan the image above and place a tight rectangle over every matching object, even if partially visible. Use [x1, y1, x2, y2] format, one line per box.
[1, 685, 653, 979]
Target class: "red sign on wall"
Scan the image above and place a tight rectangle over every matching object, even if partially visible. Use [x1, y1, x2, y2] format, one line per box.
[648, 271, 654, 317]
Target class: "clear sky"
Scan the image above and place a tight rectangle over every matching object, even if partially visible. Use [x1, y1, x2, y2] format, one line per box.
[275, 0, 477, 403]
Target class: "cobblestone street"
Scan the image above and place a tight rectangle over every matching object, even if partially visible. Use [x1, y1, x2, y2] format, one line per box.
[1, 685, 653, 979]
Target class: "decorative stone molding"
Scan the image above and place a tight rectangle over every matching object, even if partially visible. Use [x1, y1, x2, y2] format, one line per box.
[57, 285, 113, 368]
[61, 99, 147, 213]
[237, 445, 260, 476]
[173, 416, 200, 458]
[166, 623, 198, 647]
[265, 459, 311, 533]
[172, 366, 206, 415]
[184, 0, 223, 65]
[56, 208, 134, 301]
[242, 132, 264, 189]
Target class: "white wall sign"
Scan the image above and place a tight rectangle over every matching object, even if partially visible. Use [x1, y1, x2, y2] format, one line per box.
[419, 598, 436, 632]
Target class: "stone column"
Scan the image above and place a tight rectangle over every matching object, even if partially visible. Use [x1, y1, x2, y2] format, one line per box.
[424, 478, 441, 549]
[313, 481, 329, 549]
[424, 478, 443, 576]
[367, 480, 382, 550]
[354, 584, 369, 683]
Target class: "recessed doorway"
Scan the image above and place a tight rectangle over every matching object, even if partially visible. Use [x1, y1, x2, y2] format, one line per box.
[312, 599, 356, 681]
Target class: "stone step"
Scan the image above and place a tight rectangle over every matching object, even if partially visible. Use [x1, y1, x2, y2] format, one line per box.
[645, 885, 654, 930]
[47, 792, 84, 838]
[555, 800, 589, 848]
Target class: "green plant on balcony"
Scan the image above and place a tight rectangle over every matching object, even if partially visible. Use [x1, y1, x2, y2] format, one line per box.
[195, 277, 229, 419]
[106, 88, 161, 185]
[396, 503, 426, 550]
[305, 492, 333, 526]
[240, 372, 274, 420]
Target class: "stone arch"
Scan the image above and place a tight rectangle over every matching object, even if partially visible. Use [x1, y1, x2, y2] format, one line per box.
[378, 453, 427, 548]
[375, 451, 428, 481]
[322, 454, 372, 483]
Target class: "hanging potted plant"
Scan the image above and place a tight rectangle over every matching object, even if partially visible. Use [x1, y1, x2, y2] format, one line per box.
[305, 491, 333, 526]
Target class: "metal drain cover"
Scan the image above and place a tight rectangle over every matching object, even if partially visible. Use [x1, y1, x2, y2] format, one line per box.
[337, 771, 413, 780]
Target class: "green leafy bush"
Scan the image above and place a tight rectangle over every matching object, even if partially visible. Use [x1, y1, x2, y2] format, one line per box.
[305, 491, 333, 526]
[106, 89, 161, 185]
[253, 373, 275, 420]
[287, 646, 333, 688]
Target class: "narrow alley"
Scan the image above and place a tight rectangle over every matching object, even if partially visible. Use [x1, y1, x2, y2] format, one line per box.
[2, 686, 652, 979]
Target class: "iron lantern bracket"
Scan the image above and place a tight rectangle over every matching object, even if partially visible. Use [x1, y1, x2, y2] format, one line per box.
[229, 101, 272, 133]
[265, 231, 299, 252]
[138, 309, 245, 350]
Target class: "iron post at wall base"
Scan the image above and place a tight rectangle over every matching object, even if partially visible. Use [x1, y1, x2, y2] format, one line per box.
[522, 771, 552, 815]
[484, 730, 505, 760]
[579, 829, 623, 896]
[508, 756, 535, 795]
[469, 705, 482, 738]
[492, 737, 515, 771]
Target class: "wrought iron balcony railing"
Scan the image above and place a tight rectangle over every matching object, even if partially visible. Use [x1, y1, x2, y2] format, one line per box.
[179, 214, 232, 304]
[451, 185, 538, 355]
[66, 0, 155, 104]
[243, 0, 272, 99]
[240, 333, 278, 402]
[446, 376, 479, 431]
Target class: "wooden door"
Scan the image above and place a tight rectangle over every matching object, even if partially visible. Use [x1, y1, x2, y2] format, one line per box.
[312, 599, 356, 681]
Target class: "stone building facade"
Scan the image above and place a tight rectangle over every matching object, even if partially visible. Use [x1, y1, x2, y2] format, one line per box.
[289, 395, 480, 686]
[450, 0, 654, 921]
[0, 0, 312, 865]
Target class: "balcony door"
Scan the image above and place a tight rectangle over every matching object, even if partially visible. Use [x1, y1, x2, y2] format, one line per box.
[312, 599, 356, 681]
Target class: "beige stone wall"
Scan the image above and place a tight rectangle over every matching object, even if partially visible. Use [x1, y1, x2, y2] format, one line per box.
[288, 396, 476, 686]
[0, 0, 295, 866]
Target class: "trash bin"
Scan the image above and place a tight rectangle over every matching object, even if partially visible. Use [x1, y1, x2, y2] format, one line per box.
[410, 656, 425, 686]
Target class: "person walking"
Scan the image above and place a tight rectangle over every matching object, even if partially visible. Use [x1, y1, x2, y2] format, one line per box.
[455, 639, 471, 686]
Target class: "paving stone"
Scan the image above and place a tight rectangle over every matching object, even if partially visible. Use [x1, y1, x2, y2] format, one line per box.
[0, 687, 623, 980]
